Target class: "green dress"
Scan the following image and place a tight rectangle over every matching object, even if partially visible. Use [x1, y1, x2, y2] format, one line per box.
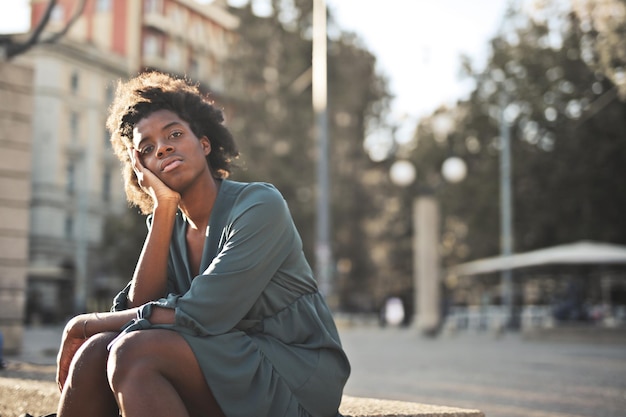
[112, 180, 350, 417]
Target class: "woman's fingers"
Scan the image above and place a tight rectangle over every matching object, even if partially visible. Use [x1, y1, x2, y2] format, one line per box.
[56, 332, 85, 391]
[128, 148, 150, 191]
[126, 147, 180, 203]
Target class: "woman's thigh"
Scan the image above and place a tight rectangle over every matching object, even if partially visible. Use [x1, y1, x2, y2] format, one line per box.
[108, 329, 223, 417]
[59, 332, 119, 417]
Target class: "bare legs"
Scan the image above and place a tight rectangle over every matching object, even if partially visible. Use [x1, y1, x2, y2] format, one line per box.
[58, 329, 225, 417]
[57, 332, 119, 417]
[108, 329, 225, 417]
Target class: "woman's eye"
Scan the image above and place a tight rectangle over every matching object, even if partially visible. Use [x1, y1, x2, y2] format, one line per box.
[170, 131, 183, 139]
[141, 145, 154, 155]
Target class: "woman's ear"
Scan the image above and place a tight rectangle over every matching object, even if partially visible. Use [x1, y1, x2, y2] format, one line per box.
[200, 136, 211, 156]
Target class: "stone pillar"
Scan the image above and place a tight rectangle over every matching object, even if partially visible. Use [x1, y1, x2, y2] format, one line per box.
[413, 195, 440, 335]
[0, 62, 34, 354]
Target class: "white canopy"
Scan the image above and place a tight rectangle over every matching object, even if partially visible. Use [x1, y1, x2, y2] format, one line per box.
[450, 241, 626, 276]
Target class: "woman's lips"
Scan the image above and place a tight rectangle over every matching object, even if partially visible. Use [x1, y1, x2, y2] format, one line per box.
[162, 159, 182, 173]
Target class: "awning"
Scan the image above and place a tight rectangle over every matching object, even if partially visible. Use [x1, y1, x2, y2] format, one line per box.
[449, 241, 626, 276]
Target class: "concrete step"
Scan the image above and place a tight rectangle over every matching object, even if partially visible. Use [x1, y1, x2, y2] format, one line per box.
[0, 377, 484, 417]
[340, 395, 485, 416]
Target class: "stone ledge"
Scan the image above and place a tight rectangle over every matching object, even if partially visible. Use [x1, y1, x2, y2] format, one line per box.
[340, 395, 484, 417]
[0, 377, 60, 417]
[0, 378, 485, 417]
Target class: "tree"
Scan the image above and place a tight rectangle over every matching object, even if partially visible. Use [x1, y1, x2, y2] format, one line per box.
[101, 208, 147, 283]
[222, 1, 392, 311]
[571, 0, 626, 99]
[0, 0, 86, 60]
[420, 1, 626, 269]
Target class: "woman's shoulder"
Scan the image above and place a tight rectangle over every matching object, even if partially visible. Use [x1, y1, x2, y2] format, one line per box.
[223, 179, 284, 202]
[220, 180, 289, 223]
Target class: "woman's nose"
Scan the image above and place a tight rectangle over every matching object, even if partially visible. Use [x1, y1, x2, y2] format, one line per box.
[156, 143, 174, 158]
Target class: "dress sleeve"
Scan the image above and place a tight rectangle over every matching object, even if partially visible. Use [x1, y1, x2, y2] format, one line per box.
[159, 183, 297, 335]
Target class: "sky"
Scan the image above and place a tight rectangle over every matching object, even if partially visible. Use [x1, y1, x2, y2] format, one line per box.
[0, 0, 30, 33]
[326, 0, 508, 116]
[222, 0, 510, 136]
[0, 0, 509, 138]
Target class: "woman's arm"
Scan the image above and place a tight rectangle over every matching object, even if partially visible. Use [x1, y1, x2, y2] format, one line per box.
[126, 148, 181, 307]
[56, 309, 137, 389]
[57, 307, 176, 390]
[127, 202, 178, 306]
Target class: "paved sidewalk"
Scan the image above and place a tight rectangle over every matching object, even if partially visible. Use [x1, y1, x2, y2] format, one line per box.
[4, 324, 626, 417]
[1, 325, 489, 417]
[8, 325, 64, 366]
[338, 325, 626, 417]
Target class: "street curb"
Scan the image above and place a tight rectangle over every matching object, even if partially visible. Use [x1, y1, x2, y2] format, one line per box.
[0, 378, 485, 417]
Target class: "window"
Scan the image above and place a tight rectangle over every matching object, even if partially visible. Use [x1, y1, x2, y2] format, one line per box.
[66, 162, 75, 195]
[144, 0, 163, 14]
[192, 22, 204, 41]
[167, 44, 182, 68]
[105, 85, 114, 104]
[143, 33, 161, 58]
[96, 0, 112, 12]
[102, 166, 112, 202]
[170, 6, 184, 26]
[70, 71, 79, 94]
[104, 127, 110, 147]
[51, 5, 65, 23]
[189, 57, 200, 80]
[65, 215, 74, 239]
[70, 112, 80, 143]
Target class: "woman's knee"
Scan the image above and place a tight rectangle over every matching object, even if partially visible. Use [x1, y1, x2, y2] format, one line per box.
[106, 331, 161, 391]
[66, 332, 116, 385]
[72, 333, 115, 370]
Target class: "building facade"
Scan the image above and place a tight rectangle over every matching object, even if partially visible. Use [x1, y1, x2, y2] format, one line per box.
[0, 62, 34, 352]
[18, 0, 239, 322]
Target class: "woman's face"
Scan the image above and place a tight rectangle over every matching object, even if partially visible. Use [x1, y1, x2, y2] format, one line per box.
[132, 109, 211, 191]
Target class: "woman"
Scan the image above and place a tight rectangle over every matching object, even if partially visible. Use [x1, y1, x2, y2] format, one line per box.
[56, 72, 350, 417]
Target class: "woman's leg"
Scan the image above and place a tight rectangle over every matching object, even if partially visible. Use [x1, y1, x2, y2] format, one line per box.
[107, 329, 225, 417]
[57, 332, 119, 417]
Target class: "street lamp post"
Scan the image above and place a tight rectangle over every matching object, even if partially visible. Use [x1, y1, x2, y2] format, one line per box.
[413, 193, 440, 334]
[312, 0, 334, 305]
[390, 157, 466, 335]
[499, 90, 515, 328]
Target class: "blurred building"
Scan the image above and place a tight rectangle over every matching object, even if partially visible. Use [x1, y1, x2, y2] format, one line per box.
[0, 62, 34, 352]
[11, 0, 239, 322]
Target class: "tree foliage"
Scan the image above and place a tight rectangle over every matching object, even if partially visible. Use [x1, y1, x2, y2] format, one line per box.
[571, 0, 626, 99]
[398, 1, 626, 278]
[101, 0, 626, 312]
[100, 1, 391, 311]
[215, 1, 393, 310]
[101, 208, 147, 281]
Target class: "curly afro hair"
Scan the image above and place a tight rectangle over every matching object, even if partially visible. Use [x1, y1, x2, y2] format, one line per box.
[106, 71, 239, 214]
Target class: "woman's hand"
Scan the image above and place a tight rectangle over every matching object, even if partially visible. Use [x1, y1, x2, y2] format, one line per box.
[56, 310, 138, 391]
[56, 315, 88, 391]
[128, 148, 180, 206]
